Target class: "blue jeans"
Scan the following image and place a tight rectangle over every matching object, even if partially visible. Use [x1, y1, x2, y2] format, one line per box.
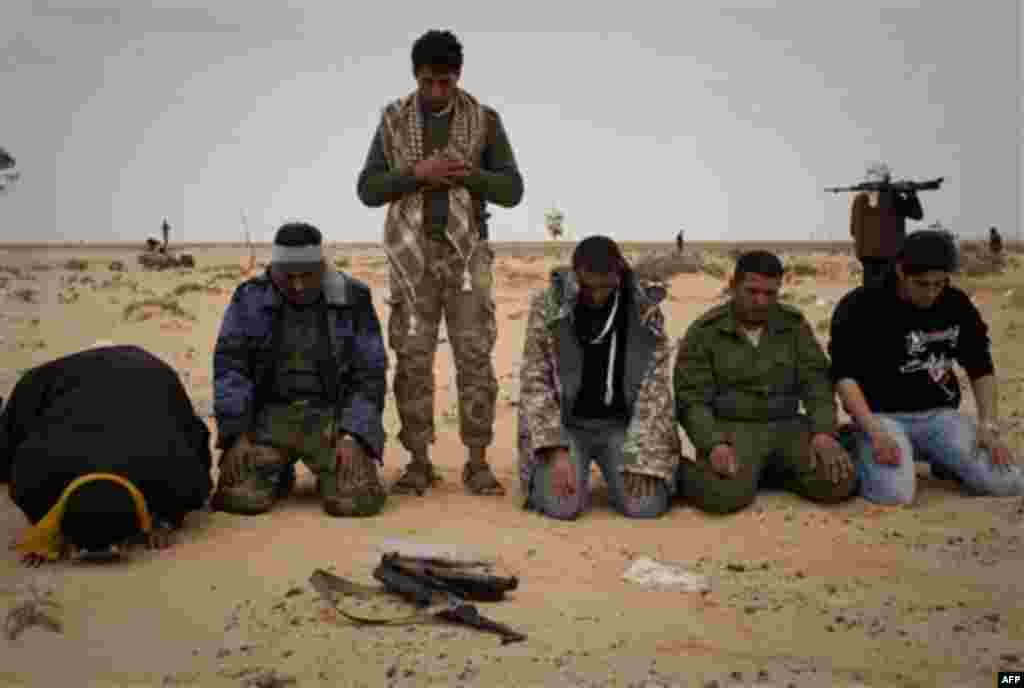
[527, 423, 670, 520]
[842, 408, 1024, 505]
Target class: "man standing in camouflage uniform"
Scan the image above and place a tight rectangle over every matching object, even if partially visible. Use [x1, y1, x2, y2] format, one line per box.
[357, 30, 524, 496]
[518, 236, 681, 520]
[210, 223, 388, 517]
[674, 250, 857, 514]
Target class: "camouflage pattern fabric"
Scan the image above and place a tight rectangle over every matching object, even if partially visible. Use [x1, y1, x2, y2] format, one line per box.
[388, 238, 497, 452]
[215, 402, 338, 515]
[673, 300, 838, 455]
[517, 269, 681, 495]
[379, 89, 488, 321]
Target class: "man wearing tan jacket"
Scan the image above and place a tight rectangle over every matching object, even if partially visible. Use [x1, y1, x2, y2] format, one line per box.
[850, 164, 923, 289]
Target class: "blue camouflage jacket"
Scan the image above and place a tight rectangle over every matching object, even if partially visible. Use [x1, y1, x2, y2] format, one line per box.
[213, 269, 388, 458]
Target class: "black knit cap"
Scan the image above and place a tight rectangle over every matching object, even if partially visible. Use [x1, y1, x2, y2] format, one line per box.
[735, 250, 784, 281]
[274, 222, 322, 247]
[272, 222, 324, 274]
[61, 480, 143, 552]
[898, 230, 958, 275]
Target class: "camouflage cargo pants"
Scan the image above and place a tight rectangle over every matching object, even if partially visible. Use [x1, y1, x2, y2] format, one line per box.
[215, 402, 341, 515]
[676, 416, 857, 514]
[388, 238, 498, 453]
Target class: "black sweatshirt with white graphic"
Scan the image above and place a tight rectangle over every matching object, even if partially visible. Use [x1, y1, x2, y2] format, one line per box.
[829, 281, 994, 413]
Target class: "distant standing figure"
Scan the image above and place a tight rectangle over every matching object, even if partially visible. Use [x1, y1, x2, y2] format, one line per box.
[161, 219, 170, 249]
[849, 164, 923, 289]
[676, 229, 684, 254]
[989, 227, 1003, 257]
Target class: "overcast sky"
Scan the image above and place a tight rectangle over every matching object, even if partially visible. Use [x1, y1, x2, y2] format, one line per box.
[1, 1, 1020, 244]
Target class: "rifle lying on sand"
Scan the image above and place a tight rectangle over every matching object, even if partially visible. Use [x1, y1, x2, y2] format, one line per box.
[824, 176, 945, 194]
[309, 553, 526, 644]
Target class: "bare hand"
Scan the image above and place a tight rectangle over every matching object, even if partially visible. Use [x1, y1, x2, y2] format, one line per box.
[146, 523, 175, 551]
[336, 435, 367, 482]
[219, 434, 254, 485]
[709, 443, 738, 477]
[809, 433, 855, 484]
[623, 472, 660, 498]
[20, 553, 48, 568]
[977, 426, 1014, 469]
[868, 430, 902, 466]
[546, 448, 576, 498]
[19, 542, 71, 568]
[414, 157, 469, 187]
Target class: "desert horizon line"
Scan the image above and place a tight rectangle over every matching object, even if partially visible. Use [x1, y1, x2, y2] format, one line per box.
[0, 239, 1019, 251]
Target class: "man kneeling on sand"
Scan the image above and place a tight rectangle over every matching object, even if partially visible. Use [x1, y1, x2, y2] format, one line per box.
[2, 345, 213, 566]
[517, 236, 681, 520]
[674, 250, 858, 514]
[830, 229, 1023, 504]
[210, 222, 389, 518]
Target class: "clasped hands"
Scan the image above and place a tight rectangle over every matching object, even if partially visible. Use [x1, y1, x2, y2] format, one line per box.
[413, 156, 472, 190]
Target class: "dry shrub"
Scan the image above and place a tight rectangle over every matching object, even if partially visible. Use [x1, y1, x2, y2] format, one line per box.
[632, 252, 702, 283]
[701, 262, 728, 280]
[109, 260, 125, 271]
[790, 261, 818, 277]
[960, 252, 1003, 278]
[11, 288, 36, 303]
[64, 258, 89, 271]
[200, 263, 244, 275]
[122, 297, 194, 322]
[172, 282, 219, 297]
[0, 264, 22, 278]
[1011, 290, 1024, 310]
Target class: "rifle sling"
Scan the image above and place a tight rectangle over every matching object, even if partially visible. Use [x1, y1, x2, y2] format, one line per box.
[310, 568, 451, 625]
[308, 569, 525, 642]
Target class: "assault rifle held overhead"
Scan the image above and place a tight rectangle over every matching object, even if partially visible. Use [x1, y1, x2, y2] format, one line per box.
[824, 176, 945, 194]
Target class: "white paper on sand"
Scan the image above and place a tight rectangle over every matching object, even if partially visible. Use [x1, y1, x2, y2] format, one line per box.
[622, 557, 710, 592]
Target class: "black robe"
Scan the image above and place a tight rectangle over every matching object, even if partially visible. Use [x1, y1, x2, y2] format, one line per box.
[0, 345, 213, 525]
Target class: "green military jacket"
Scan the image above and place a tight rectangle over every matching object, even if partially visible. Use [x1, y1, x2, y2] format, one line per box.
[673, 300, 837, 453]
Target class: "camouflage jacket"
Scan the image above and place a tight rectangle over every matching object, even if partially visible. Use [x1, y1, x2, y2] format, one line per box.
[673, 300, 837, 454]
[517, 269, 681, 493]
[213, 269, 388, 458]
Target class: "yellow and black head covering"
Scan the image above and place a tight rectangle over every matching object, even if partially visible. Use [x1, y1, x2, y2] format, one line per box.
[15, 473, 152, 561]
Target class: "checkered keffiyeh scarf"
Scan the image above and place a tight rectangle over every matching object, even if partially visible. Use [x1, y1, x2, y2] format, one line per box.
[379, 89, 488, 324]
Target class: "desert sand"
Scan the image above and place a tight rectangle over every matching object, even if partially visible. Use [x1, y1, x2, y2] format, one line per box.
[1, 241, 1023, 688]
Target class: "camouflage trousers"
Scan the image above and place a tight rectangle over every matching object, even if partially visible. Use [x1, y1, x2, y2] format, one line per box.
[215, 402, 343, 514]
[676, 416, 857, 514]
[388, 238, 498, 453]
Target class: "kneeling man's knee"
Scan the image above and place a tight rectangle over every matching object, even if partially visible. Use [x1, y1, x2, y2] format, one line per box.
[690, 482, 758, 515]
[860, 472, 915, 505]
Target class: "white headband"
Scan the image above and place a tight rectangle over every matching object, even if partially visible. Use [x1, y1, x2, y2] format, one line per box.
[271, 244, 323, 264]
